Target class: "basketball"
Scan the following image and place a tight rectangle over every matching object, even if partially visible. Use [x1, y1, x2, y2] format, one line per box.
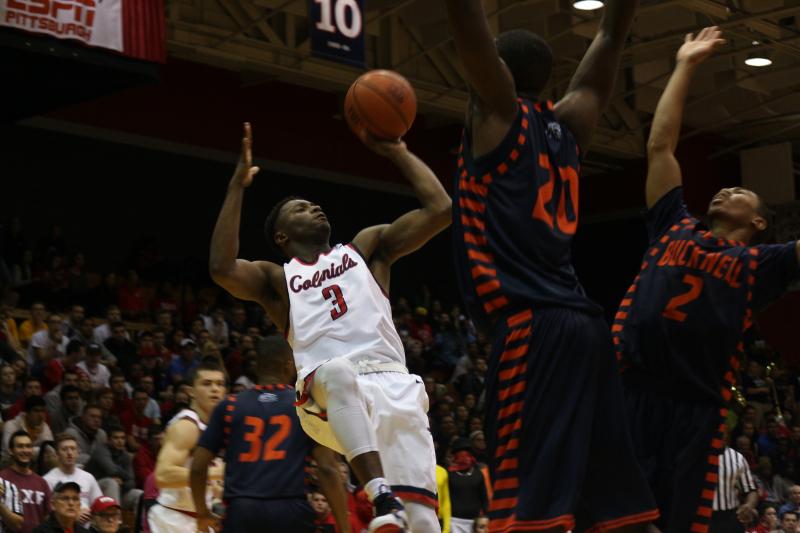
[345, 70, 417, 140]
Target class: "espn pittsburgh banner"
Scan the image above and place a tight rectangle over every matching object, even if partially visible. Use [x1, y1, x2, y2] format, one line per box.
[0, 0, 165, 62]
[1, 0, 123, 52]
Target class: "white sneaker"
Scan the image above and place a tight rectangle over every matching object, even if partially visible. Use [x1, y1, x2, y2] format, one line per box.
[367, 509, 410, 533]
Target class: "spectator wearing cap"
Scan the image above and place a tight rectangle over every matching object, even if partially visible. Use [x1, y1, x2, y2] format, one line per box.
[32, 481, 89, 533]
[49, 386, 83, 435]
[88, 496, 126, 533]
[85, 428, 142, 514]
[167, 339, 198, 385]
[76, 345, 110, 390]
[1, 430, 52, 533]
[447, 439, 488, 533]
[42, 340, 85, 394]
[3, 395, 53, 461]
[43, 434, 102, 524]
[64, 405, 107, 467]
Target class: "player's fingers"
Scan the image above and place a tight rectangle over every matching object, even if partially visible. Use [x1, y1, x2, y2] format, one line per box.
[685, 33, 693, 43]
[250, 166, 260, 177]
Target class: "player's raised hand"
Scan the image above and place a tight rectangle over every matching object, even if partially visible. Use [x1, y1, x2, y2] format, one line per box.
[358, 130, 407, 160]
[232, 122, 260, 188]
[677, 26, 726, 66]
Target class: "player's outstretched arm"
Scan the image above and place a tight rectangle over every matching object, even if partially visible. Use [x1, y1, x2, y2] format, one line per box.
[154, 419, 199, 489]
[210, 122, 279, 302]
[353, 135, 451, 266]
[312, 446, 353, 533]
[190, 447, 221, 533]
[443, 0, 517, 120]
[554, 0, 638, 152]
[646, 27, 725, 208]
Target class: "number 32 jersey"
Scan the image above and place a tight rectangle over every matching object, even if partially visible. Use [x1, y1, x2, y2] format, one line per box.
[614, 187, 799, 404]
[284, 243, 405, 378]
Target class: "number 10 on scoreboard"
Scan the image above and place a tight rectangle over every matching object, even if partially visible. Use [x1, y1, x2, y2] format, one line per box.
[309, 0, 365, 67]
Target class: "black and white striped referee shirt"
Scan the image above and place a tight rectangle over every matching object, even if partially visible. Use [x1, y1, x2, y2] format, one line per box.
[713, 447, 757, 511]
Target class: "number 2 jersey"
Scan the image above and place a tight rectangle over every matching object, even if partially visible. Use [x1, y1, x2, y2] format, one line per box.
[453, 99, 602, 329]
[614, 187, 799, 404]
[284, 243, 405, 379]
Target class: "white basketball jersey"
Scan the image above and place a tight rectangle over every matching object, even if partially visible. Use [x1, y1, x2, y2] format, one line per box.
[157, 409, 212, 512]
[285, 243, 405, 378]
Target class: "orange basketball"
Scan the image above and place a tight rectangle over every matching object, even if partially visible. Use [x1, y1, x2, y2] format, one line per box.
[345, 70, 417, 140]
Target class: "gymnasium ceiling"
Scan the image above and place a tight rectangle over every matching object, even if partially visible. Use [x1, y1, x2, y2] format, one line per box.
[167, 0, 800, 174]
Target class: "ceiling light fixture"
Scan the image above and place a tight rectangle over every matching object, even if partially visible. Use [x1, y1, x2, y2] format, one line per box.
[745, 51, 772, 67]
[573, 1, 604, 10]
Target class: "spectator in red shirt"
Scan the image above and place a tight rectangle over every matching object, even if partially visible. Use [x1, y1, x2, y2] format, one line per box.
[133, 425, 164, 488]
[43, 340, 85, 393]
[310, 491, 335, 532]
[1, 430, 52, 533]
[119, 389, 152, 452]
[108, 372, 130, 417]
[117, 270, 145, 320]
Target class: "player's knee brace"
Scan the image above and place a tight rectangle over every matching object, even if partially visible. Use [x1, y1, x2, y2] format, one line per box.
[315, 357, 359, 399]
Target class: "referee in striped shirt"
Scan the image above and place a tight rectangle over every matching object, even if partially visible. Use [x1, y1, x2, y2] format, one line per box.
[711, 445, 758, 532]
[0, 475, 24, 532]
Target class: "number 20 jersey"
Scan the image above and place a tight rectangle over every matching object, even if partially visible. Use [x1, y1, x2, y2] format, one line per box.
[614, 187, 798, 404]
[453, 99, 602, 330]
[284, 243, 405, 378]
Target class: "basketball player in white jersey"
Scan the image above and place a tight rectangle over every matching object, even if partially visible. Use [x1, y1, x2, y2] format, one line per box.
[210, 123, 451, 533]
[149, 359, 226, 532]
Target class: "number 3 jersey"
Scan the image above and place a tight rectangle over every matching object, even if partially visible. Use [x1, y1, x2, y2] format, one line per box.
[453, 99, 602, 330]
[615, 187, 799, 404]
[284, 243, 405, 378]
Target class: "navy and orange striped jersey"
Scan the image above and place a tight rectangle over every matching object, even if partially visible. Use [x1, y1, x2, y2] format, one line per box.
[614, 187, 799, 403]
[198, 384, 313, 500]
[453, 99, 601, 328]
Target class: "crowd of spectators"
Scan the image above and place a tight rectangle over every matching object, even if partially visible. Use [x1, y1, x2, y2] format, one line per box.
[2, 220, 799, 533]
